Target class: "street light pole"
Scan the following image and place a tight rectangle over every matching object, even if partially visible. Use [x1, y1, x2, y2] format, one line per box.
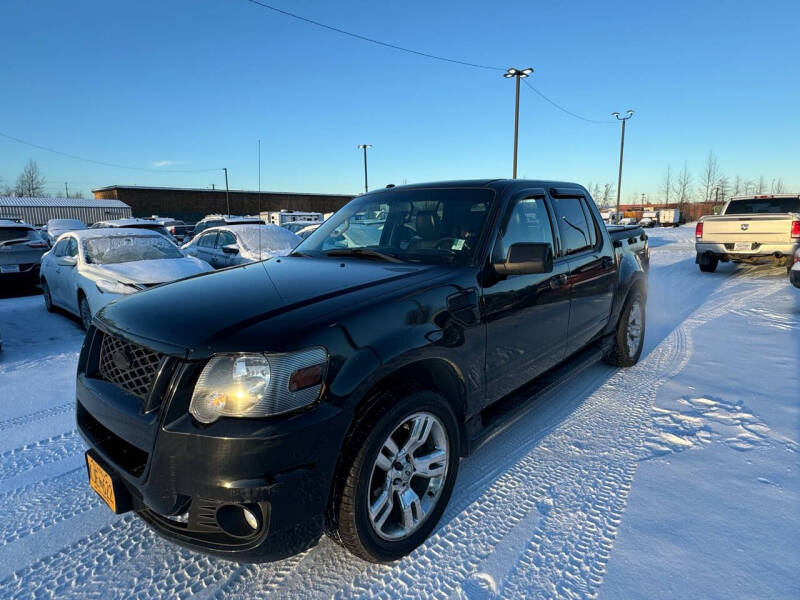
[504, 67, 533, 179]
[358, 144, 372, 193]
[612, 110, 634, 223]
[223, 167, 230, 215]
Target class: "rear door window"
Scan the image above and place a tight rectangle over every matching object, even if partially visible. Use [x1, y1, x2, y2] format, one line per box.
[550, 197, 593, 256]
[198, 233, 217, 248]
[215, 231, 237, 248]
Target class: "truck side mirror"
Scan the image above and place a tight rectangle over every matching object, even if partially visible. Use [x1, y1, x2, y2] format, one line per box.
[493, 242, 553, 276]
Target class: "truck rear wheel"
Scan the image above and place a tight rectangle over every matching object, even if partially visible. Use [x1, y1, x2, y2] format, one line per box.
[604, 290, 646, 367]
[329, 390, 460, 562]
[698, 254, 718, 273]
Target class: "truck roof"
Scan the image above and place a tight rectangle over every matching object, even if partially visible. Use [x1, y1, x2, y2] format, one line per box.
[372, 179, 589, 195]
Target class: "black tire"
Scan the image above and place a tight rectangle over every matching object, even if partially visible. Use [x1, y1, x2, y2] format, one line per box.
[329, 390, 460, 562]
[42, 279, 54, 312]
[604, 290, 646, 367]
[698, 256, 718, 273]
[78, 293, 92, 330]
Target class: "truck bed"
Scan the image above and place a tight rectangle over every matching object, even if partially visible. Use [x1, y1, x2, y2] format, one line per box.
[607, 224, 649, 270]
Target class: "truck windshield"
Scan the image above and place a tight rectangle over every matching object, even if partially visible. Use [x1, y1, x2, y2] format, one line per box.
[726, 197, 800, 214]
[295, 188, 495, 264]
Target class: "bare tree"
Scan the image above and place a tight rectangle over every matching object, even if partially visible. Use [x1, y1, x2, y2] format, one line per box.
[756, 175, 766, 193]
[697, 151, 719, 203]
[732, 175, 742, 196]
[601, 183, 616, 207]
[716, 175, 730, 203]
[770, 178, 785, 193]
[659, 165, 672, 206]
[14, 159, 47, 197]
[673, 162, 692, 208]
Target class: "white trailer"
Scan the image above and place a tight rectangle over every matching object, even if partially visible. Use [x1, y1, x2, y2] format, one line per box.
[658, 209, 681, 227]
[260, 210, 323, 227]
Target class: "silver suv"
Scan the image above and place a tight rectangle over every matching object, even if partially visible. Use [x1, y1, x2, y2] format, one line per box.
[0, 219, 48, 284]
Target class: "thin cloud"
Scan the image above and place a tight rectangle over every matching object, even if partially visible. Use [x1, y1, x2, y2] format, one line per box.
[152, 160, 186, 168]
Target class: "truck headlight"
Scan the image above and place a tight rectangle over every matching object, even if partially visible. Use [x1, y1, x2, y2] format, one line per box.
[189, 348, 328, 424]
[96, 279, 139, 295]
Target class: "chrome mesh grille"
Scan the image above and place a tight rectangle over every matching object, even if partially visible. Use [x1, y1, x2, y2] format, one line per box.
[98, 334, 161, 399]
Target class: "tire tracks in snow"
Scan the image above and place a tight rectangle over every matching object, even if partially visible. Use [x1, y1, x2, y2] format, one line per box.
[0, 431, 83, 482]
[335, 269, 784, 599]
[0, 402, 72, 433]
[0, 467, 101, 548]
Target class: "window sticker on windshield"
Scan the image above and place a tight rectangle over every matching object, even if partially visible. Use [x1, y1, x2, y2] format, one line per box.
[451, 239, 466, 251]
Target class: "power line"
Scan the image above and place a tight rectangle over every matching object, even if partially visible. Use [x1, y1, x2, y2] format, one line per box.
[0, 131, 223, 173]
[243, 0, 503, 71]
[522, 80, 615, 125]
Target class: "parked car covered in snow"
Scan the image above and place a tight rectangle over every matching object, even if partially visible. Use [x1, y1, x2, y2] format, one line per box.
[44, 218, 87, 246]
[618, 217, 637, 226]
[91, 218, 172, 240]
[192, 214, 264, 238]
[638, 217, 656, 228]
[182, 224, 300, 268]
[0, 219, 49, 284]
[40, 229, 212, 329]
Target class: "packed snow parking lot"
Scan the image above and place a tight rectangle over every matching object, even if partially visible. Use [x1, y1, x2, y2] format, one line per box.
[0, 225, 797, 599]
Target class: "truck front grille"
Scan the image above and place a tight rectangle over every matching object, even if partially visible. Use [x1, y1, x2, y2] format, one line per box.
[98, 334, 162, 400]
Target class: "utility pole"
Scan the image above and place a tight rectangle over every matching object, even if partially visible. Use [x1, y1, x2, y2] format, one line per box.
[612, 110, 634, 223]
[503, 67, 533, 179]
[223, 167, 230, 215]
[358, 144, 372, 193]
[64, 182, 69, 198]
[641, 193, 646, 208]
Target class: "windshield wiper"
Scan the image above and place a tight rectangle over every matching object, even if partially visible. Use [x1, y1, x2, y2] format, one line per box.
[325, 248, 405, 263]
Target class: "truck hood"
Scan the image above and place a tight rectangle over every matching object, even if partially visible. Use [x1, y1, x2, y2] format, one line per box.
[96, 256, 441, 353]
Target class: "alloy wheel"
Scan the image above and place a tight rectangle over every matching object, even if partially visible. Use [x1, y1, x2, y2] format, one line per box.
[366, 412, 449, 541]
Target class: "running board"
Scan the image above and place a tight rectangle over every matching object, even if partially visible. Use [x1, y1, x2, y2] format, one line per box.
[466, 338, 611, 455]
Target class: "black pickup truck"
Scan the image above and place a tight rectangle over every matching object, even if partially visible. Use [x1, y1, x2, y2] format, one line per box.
[76, 179, 649, 563]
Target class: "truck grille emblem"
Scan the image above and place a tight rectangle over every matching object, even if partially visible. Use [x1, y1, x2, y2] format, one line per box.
[740, 223, 749, 231]
[112, 348, 134, 371]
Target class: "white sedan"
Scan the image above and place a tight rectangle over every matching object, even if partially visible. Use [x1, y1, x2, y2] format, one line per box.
[40, 228, 213, 329]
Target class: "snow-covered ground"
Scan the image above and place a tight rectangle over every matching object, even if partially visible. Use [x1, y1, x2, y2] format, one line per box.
[0, 225, 797, 599]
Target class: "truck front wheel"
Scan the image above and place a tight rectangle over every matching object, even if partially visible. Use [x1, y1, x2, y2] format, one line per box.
[329, 390, 460, 562]
[604, 290, 646, 367]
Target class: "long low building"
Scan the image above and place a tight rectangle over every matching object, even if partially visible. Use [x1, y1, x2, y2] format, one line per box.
[93, 185, 354, 223]
[0, 197, 132, 225]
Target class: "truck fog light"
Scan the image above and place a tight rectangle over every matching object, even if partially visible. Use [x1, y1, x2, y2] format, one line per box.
[243, 507, 259, 530]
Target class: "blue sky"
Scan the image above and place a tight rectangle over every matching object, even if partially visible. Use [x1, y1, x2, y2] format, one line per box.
[1, 0, 797, 201]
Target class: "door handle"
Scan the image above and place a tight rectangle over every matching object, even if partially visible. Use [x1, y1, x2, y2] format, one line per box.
[549, 273, 568, 289]
[601, 256, 613, 269]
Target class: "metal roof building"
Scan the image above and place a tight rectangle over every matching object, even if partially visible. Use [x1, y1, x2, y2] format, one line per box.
[0, 197, 132, 226]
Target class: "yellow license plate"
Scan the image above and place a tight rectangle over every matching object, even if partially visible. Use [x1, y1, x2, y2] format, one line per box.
[87, 454, 117, 512]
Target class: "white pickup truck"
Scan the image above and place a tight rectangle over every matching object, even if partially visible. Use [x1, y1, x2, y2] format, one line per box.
[695, 194, 800, 273]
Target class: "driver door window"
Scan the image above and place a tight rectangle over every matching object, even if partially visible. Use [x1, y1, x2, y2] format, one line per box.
[495, 197, 554, 260]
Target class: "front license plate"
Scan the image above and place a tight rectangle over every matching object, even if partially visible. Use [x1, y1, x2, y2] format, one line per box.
[0, 265, 20, 273]
[87, 453, 117, 512]
[734, 242, 751, 251]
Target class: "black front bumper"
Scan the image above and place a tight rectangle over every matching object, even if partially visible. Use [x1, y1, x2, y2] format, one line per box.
[76, 327, 350, 562]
